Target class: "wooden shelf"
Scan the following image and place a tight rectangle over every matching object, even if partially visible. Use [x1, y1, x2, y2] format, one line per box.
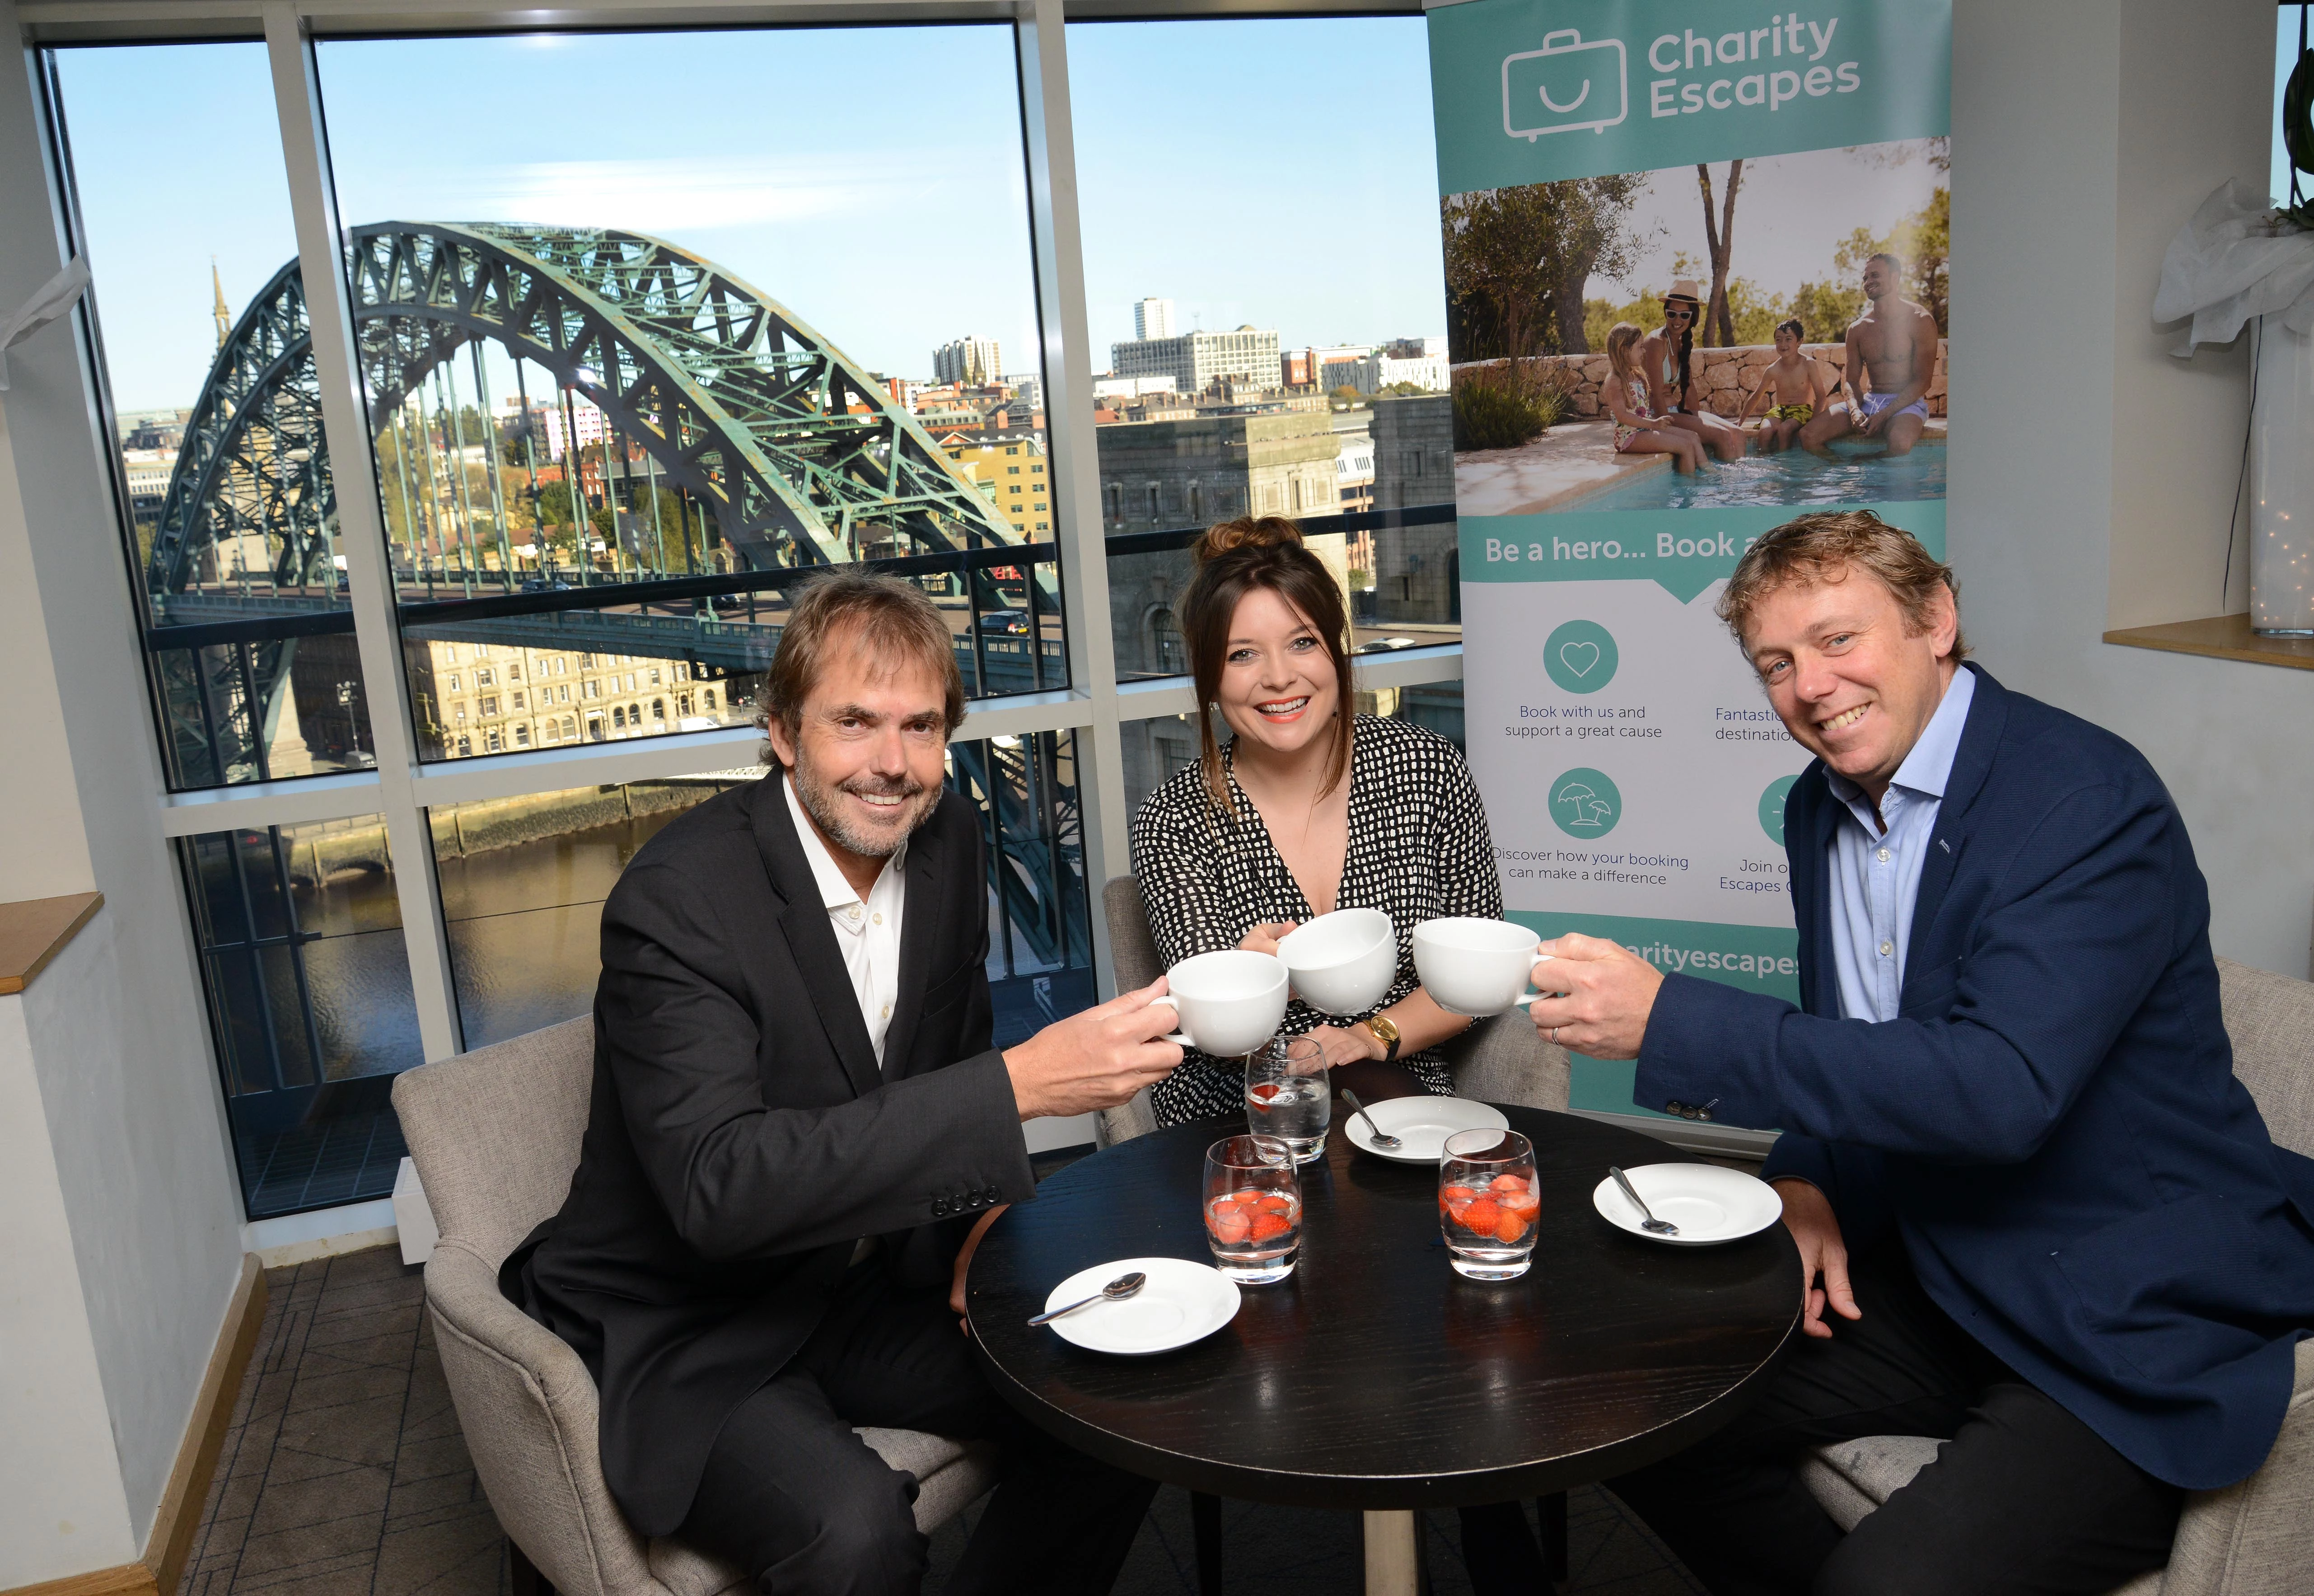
[2103, 613, 2314, 672]
[0, 892, 104, 995]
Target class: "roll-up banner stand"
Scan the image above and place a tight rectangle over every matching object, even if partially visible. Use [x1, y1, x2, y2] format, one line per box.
[1427, 0, 1952, 1118]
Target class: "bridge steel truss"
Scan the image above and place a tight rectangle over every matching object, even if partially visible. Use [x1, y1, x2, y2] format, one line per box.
[348, 221, 1020, 570]
[139, 220, 1031, 783]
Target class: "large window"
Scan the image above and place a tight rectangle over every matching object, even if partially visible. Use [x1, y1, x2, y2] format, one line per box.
[33, 8, 1481, 1224]
[1070, 16, 1462, 689]
[178, 818, 421, 1217]
[313, 27, 1062, 763]
[49, 45, 379, 791]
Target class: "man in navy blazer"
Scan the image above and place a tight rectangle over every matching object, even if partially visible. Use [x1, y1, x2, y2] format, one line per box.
[1529, 512, 2314, 1596]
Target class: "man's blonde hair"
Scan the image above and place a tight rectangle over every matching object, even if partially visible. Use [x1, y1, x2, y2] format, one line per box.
[1716, 510, 1967, 656]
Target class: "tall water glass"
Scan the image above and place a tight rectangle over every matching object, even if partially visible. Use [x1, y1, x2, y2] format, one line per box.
[1245, 1034, 1331, 1163]
[1439, 1128, 1539, 1280]
[1203, 1133, 1300, 1284]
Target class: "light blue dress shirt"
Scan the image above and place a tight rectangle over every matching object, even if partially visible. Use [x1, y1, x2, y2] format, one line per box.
[1823, 668, 1976, 1023]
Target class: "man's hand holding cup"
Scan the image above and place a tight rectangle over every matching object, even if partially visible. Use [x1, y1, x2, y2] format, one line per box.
[1524, 933, 1665, 1060]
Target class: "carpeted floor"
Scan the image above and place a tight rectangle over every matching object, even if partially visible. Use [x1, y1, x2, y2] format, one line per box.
[176, 1243, 1707, 1596]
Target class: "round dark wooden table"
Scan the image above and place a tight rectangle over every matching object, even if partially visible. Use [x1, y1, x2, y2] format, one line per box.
[967, 1105, 1800, 1594]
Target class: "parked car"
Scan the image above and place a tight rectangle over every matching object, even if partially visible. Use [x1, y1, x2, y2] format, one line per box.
[977, 609, 1031, 636]
[1356, 636, 1417, 653]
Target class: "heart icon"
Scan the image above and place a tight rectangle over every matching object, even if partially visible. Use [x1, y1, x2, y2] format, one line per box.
[1559, 641, 1601, 678]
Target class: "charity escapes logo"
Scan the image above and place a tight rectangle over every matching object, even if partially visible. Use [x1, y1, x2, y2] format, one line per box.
[1503, 29, 1628, 140]
[1549, 767, 1622, 838]
[1501, 14, 1862, 146]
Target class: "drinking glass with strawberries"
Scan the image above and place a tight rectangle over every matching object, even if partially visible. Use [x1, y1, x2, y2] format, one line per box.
[1438, 1129, 1540, 1280]
[1203, 1133, 1300, 1283]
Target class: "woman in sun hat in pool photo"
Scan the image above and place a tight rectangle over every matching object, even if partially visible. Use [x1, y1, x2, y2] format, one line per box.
[1638, 280, 1746, 462]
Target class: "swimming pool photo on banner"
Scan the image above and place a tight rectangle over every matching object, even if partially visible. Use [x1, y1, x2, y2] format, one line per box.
[1444, 137, 1949, 518]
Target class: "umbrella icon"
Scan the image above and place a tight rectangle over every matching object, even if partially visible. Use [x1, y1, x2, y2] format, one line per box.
[1556, 782, 1615, 829]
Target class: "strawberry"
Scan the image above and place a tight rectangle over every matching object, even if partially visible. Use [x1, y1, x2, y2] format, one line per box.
[1501, 1191, 1542, 1220]
[1208, 1203, 1251, 1245]
[1490, 1174, 1529, 1196]
[1249, 1211, 1292, 1242]
[1256, 1192, 1294, 1215]
[1494, 1208, 1530, 1244]
[1440, 1184, 1477, 1216]
[1249, 1083, 1281, 1104]
[1457, 1197, 1503, 1235]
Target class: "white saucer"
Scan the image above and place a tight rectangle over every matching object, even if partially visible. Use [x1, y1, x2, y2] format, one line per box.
[1038, 1257, 1242, 1355]
[1591, 1163, 1783, 1246]
[1342, 1096, 1510, 1163]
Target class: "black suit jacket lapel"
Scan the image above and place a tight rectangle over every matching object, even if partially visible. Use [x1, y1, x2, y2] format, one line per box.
[750, 771, 882, 1100]
[1906, 664, 2006, 959]
[879, 811, 948, 1081]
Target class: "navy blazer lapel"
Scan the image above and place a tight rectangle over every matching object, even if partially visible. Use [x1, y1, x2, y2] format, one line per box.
[1905, 663, 2008, 959]
[878, 809, 948, 1080]
[749, 772, 882, 1101]
[1793, 768, 1841, 1017]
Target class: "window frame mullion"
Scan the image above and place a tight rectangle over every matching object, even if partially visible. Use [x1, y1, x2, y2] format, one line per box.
[261, 1, 462, 1060]
[1015, 0, 1128, 996]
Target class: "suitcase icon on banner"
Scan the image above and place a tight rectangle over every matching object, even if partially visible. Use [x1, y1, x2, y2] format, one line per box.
[1502, 28, 1628, 140]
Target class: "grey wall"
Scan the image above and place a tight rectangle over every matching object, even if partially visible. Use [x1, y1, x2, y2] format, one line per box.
[1949, 0, 2314, 981]
[0, 6, 250, 1562]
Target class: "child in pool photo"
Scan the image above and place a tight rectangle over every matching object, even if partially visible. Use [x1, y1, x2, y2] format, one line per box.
[1603, 322, 1708, 475]
[1735, 319, 1832, 454]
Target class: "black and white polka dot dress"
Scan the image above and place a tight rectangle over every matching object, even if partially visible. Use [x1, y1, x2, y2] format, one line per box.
[1129, 715, 1503, 1126]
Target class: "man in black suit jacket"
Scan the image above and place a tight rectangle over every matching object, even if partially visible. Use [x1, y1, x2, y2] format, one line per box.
[503, 571, 1181, 1594]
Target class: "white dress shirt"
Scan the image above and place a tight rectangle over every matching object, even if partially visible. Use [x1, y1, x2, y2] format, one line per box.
[1823, 666, 1975, 1022]
[783, 774, 907, 1068]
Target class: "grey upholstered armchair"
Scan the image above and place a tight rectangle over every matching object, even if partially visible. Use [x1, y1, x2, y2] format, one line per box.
[1095, 875, 1573, 1147]
[391, 1018, 999, 1596]
[1798, 957, 2314, 1595]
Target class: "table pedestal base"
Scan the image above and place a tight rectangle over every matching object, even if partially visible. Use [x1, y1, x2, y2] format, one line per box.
[1361, 1509, 1419, 1596]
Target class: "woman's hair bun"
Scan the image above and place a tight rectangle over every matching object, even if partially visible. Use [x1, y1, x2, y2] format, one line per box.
[1192, 515, 1305, 566]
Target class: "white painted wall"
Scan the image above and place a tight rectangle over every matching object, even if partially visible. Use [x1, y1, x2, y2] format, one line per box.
[0, 982, 138, 1582]
[0, 0, 252, 1571]
[1949, 0, 2314, 982]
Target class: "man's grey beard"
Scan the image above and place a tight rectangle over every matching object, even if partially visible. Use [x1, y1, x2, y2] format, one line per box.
[788, 751, 940, 858]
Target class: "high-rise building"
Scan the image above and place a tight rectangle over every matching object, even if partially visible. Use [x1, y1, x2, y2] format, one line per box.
[933, 335, 1002, 387]
[1133, 297, 1175, 341]
[1111, 326, 1282, 397]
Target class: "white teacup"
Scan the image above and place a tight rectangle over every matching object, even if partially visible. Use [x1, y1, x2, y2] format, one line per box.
[1159, 950, 1290, 1057]
[1412, 917, 1546, 1016]
[1276, 908, 1397, 1016]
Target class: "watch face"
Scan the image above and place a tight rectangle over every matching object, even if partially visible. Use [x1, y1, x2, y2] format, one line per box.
[1370, 1016, 1399, 1042]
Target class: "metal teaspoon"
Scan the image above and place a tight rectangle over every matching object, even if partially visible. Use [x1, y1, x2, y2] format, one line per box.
[1027, 1270, 1148, 1325]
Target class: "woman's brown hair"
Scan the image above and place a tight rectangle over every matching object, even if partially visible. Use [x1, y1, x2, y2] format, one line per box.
[1179, 515, 1355, 813]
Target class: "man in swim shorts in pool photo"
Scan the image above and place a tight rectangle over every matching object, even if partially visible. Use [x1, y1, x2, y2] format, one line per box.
[1801, 250, 1941, 459]
[1734, 318, 1831, 454]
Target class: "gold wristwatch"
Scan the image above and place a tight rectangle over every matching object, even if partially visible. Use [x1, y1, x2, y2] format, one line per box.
[1359, 1013, 1402, 1062]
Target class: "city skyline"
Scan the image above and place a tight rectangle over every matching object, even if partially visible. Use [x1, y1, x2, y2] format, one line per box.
[57, 18, 1451, 414]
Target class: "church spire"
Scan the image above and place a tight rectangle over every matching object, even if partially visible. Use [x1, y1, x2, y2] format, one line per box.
[212, 257, 230, 349]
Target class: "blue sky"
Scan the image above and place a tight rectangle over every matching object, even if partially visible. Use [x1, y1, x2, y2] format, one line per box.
[54, 19, 1449, 414]
[1066, 18, 1448, 357]
[53, 43, 305, 414]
